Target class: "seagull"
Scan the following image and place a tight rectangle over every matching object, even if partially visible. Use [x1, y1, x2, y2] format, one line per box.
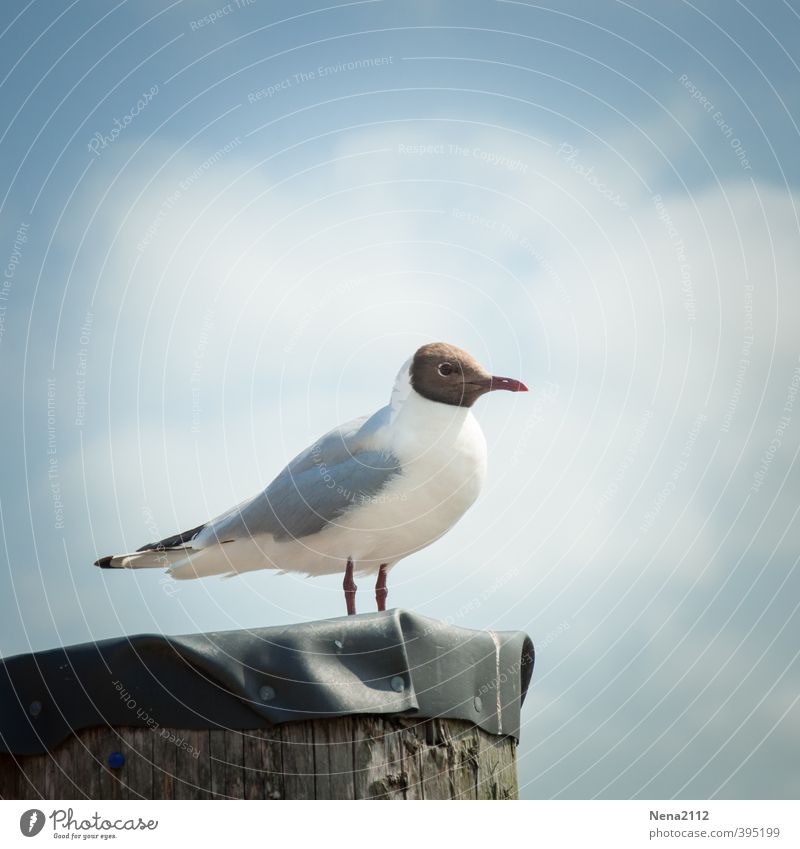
[95, 342, 527, 615]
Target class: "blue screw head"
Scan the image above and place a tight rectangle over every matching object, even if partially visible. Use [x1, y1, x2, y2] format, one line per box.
[108, 751, 125, 769]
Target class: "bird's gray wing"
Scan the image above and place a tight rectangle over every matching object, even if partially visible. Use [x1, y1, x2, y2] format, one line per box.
[198, 410, 400, 544]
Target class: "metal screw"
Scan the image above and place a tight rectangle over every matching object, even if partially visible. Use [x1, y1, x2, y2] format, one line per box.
[473, 696, 483, 713]
[390, 676, 405, 692]
[334, 639, 343, 650]
[108, 751, 125, 769]
[29, 701, 42, 717]
[259, 685, 276, 702]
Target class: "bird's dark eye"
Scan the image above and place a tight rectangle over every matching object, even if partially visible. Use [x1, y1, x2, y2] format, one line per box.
[438, 362, 453, 376]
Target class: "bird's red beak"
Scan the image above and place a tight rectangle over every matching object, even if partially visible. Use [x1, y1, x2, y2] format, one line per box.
[477, 376, 529, 393]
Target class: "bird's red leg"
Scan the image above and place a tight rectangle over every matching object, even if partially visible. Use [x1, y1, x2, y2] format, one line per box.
[343, 558, 357, 616]
[375, 564, 388, 612]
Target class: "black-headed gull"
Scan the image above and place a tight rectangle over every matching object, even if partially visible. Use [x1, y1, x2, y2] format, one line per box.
[95, 342, 528, 614]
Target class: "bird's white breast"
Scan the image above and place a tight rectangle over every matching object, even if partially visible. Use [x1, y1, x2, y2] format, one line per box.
[194, 388, 490, 580]
[329, 390, 488, 571]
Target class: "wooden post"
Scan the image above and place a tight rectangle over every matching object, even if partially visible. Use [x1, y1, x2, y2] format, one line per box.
[0, 716, 518, 800]
[1, 613, 533, 800]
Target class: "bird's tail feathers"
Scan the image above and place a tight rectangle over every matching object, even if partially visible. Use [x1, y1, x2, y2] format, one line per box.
[94, 548, 191, 570]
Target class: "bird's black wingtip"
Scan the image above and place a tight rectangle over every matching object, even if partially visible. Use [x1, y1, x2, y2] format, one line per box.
[94, 556, 114, 568]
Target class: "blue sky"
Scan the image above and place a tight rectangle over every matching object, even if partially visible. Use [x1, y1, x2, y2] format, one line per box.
[1, 0, 799, 799]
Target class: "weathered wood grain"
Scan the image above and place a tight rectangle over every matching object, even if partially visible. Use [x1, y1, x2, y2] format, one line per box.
[242, 727, 283, 800]
[0, 754, 21, 799]
[311, 717, 354, 800]
[174, 730, 211, 800]
[151, 727, 177, 800]
[280, 718, 315, 799]
[476, 729, 516, 800]
[451, 722, 480, 800]
[210, 729, 244, 799]
[398, 718, 425, 799]
[40, 733, 82, 798]
[119, 726, 153, 800]
[1, 717, 517, 799]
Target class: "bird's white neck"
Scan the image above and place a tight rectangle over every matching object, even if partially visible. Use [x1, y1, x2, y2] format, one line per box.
[387, 357, 474, 455]
[389, 354, 415, 418]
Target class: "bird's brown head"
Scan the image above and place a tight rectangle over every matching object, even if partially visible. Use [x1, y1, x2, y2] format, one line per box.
[409, 342, 528, 407]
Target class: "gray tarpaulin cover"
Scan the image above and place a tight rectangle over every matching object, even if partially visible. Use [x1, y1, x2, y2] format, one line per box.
[0, 609, 534, 756]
